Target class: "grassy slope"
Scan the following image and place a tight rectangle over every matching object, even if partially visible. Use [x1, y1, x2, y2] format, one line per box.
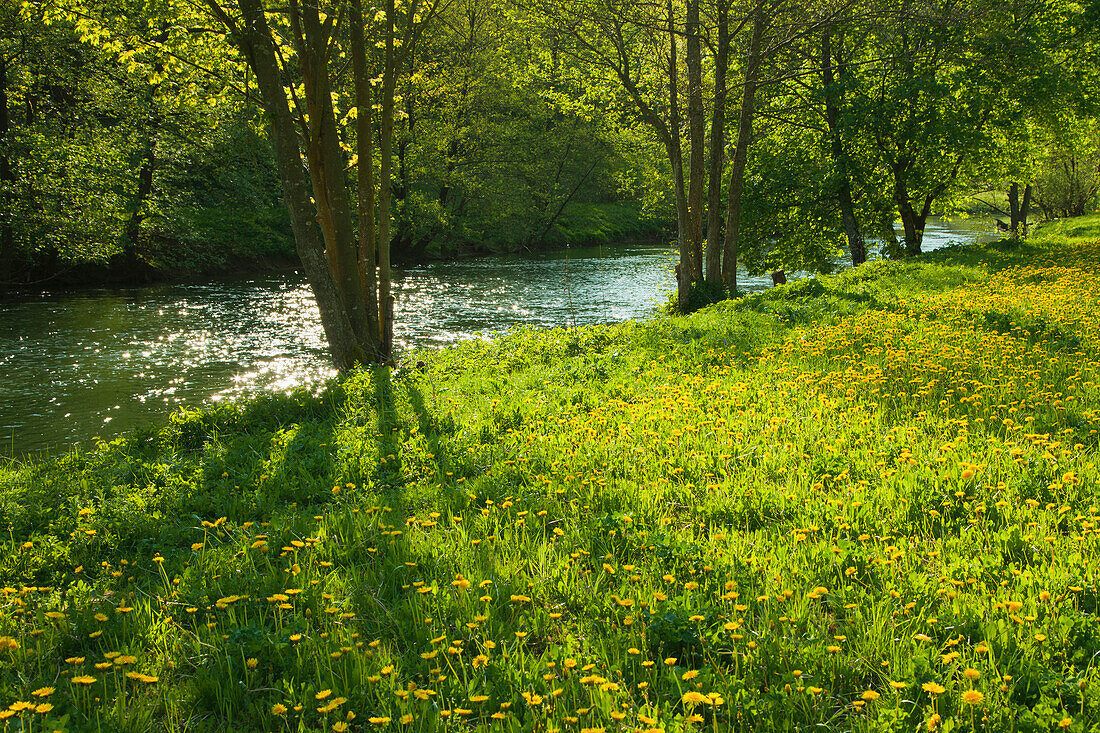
[3, 216, 1100, 732]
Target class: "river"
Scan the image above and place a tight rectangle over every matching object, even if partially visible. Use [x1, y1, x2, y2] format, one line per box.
[0, 216, 1000, 457]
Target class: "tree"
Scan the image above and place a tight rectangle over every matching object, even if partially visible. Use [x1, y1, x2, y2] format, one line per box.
[200, 0, 449, 368]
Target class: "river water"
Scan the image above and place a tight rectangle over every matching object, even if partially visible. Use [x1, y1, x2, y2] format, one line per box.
[0, 217, 999, 457]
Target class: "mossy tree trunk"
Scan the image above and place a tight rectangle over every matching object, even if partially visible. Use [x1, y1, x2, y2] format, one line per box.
[206, 0, 415, 369]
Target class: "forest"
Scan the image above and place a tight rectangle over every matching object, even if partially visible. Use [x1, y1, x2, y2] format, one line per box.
[2, 0, 1097, 299]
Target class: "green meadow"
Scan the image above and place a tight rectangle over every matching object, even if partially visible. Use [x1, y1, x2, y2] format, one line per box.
[3, 217, 1100, 732]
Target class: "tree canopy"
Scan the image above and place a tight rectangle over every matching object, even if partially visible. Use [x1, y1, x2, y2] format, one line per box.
[2, 0, 1098, 363]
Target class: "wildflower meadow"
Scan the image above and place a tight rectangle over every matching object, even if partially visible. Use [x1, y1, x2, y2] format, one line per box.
[3, 218, 1100, 731]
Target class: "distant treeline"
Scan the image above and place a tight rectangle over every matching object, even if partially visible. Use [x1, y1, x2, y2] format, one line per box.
[0, 8, 669, 290]
[2, 0, 1099, 295]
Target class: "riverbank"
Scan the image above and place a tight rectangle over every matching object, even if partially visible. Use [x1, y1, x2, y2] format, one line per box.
[0, 205, 668, 295]
[2, 215, 1099, 731]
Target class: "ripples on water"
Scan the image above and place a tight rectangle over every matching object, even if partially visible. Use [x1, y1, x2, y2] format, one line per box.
[0, 218, 1000, 456]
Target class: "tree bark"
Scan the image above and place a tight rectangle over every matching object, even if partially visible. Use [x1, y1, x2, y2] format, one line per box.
[379, 0, 397, 361]
[1009, 181, 1020, 238]
[668, 0, 691, 311]
[0, 54, 16, 284]
[230, 0, 367, 370]
[821, 28, 865, 266]
[685, 0, 705, 282]
[721, 1, 765, 293]
[119, 135, 155, 282]
[893, 172, 929, 256]
[1020, 183, 1032, 238]
[704, 0, 729, 283]
[349, 0, 382, 353]
[294, 0, 375, 348]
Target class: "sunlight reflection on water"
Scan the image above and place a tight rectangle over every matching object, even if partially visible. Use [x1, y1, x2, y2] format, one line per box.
[0, 217, 1000, 456]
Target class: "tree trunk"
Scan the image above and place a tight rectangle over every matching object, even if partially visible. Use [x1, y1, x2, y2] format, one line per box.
[685, 0, 705, 282]
[1020, 183, 1032, 238]
[1009, 181, 1020, 239]
[669, 0, 691, 311]
[879, 211, 899, 252]
[378, 0, 397, 361]
[894, 177, 925, 256]
[230, 0, 367, 371]
[119, 136, 155, 282]
[821, 29, 865, 266]
[721, 1, 765, 293]
[0, 54, 16, 285]
[349, 0, 382, 351]
[294, 0, 375, 349]
[704, 1, 729, 283]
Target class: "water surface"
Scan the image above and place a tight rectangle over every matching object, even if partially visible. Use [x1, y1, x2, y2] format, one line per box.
[0, 217, 1001, 457]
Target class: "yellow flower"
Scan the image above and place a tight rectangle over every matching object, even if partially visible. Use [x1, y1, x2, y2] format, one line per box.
[681, 691, 708, 706]
[961, 690, 984, 705]
[369, 717, 391, 725]
[922, 682, 946, 695]
[125, 672, 159, 683]
[861, 690, 880, 701]
[272, 703, 288, 715]
[400, 714, 414, 723]
[31, 687, 54, 697]
[72, 675, 97, 685]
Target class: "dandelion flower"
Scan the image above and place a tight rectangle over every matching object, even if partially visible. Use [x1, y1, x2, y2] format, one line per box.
[681, 691, 708, 706]
[961, 690, 984, 705]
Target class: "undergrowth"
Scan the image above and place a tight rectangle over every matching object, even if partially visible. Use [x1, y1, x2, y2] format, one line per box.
[2, 217, 1100, 731]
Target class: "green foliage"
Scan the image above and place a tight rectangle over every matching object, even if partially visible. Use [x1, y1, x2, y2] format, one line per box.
[145, 116, 295, 271]
[1032, 117, 1100, 219]
[4, 228, 1100, 729]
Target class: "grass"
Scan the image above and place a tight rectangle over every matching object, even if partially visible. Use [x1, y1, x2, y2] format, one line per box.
[2, 217, 1100, 731]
